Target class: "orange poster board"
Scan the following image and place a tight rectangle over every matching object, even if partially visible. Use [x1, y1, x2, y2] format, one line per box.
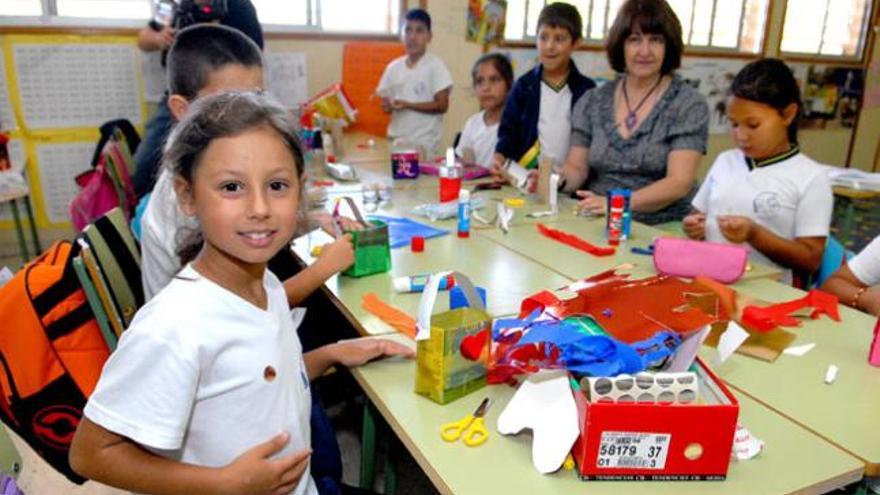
[342, 42, 405, 137]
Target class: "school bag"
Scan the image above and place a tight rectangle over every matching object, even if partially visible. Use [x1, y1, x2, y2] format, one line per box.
[0, 240, 110, 484]
[70, 119, 140, 231]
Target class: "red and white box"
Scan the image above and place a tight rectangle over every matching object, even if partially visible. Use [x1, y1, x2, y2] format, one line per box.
[571, 358, 739, 481]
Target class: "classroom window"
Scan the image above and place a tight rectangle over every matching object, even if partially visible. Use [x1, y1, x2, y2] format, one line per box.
[780, 0, 872, 59]
[55, 0, 151, 19]
[0, 0, 47, 16]
[503, 0, 769, 53]
[251, 0, 401, 33]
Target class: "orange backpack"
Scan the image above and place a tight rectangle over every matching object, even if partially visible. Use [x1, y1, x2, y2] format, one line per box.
[0, 241, 109, 483]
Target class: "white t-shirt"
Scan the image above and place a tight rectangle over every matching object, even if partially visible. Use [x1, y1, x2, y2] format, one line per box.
[537, 81, 572, 172]
[455, 110, 499, 169]
[848, 235, 880, 286]
[85, 265, 316, 495]
[692, 148, 832, 284]
[141, 168, 194, 300]
[376, 53, 453, 158]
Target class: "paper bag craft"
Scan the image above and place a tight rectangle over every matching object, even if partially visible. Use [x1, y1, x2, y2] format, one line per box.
[336, 197, 391, 278]
[415, 272, 489, 404]
[302, 83, 357, 124]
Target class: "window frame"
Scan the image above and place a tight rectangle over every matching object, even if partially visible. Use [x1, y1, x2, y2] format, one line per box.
[499, 0, 774, 60]
[0, 0, 412, 41]
[777, 0, 877, 65]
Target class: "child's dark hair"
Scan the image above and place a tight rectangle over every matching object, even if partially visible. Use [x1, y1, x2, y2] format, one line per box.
[606, 0, 683, 75]
[536, 2, 583, 41]
[405, 8, 432, 32]
[730, 58, 802, 144]
[471, 53, 514, 91]
[167, 24, 263, 100]
[164, 91, 305, 264]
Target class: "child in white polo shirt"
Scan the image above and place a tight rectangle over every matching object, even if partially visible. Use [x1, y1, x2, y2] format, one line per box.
[684, 59, 832, 285]
[377, 8, 453, 159]
[455, 53, 513, 169]
[69, 92, 412, 495]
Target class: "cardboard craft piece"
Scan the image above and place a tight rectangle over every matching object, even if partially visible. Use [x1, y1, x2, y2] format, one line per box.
[496, 370, 580, 474]
[704, 322, 797, 363]
[523, 274, 720, 344]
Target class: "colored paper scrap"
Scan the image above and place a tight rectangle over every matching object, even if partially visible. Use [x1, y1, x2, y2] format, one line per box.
[536, 223, 615, 257]
[362, 293, 416, 338]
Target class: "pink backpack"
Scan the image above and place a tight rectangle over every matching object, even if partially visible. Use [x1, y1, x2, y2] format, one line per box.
[69, 120, 139, 231]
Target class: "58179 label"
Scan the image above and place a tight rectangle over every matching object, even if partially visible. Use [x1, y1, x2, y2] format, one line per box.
[596, 431, 670, 470]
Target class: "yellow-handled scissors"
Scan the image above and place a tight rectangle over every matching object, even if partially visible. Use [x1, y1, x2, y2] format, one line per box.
[440, 397, 492, 447]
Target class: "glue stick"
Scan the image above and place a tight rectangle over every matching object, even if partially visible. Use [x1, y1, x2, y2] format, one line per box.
[458, 189, 471, 238]
[608, 194, 625, 246]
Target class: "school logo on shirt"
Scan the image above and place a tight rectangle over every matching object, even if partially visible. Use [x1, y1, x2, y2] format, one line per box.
[753, 192, 782, 219]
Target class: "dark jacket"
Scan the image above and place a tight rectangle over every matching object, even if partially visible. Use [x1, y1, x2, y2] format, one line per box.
[495, 61, 595, 162]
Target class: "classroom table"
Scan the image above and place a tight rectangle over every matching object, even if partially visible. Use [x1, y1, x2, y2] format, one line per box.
[700, 277, 880, 476]
[349, 334, 864, 495]
[294, 134, 871, 493]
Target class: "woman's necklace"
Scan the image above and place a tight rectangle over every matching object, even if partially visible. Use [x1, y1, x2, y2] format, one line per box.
[621, 75, 663, 131]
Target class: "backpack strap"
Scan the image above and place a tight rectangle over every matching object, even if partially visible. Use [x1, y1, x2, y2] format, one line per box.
[90, 119, 140, 167]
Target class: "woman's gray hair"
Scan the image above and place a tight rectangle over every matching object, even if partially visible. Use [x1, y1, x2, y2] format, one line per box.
[162, 91, 307, 265]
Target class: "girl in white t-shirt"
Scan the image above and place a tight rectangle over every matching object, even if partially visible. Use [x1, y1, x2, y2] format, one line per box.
[69, 92, 412, 495]
[455, 53, 513, 169]
[822, 235, 880, 315]
[684, 59, 832, 284]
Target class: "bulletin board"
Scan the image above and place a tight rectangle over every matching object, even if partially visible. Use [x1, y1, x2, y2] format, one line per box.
[0, 34, 148, 230]
[342, 42, 405, 137]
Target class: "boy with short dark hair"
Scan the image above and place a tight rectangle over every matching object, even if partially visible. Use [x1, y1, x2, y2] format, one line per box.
[377, 8, 453, 159]
[494, 2, 595, 172]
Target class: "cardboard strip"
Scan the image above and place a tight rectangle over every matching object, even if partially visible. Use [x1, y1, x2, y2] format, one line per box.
[536, 223, 615, 257]
[361, 293, 416, 338]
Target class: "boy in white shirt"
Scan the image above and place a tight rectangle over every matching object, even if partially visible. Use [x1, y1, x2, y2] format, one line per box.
[377, 8, 453, 159]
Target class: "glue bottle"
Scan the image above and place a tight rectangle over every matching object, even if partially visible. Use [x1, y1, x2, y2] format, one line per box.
[439, 147, 462, 202]
[457, 189, 471, 238]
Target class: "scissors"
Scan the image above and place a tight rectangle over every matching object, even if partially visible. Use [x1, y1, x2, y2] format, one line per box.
[440, 397, 492, 447]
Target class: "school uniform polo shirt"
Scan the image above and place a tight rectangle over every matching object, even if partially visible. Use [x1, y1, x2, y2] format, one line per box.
[692, 147, 833, 284]
[537, 80, 572, 171]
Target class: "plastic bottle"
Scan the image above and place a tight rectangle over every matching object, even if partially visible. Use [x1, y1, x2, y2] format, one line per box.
[439, 147, 462, 202]
[392, 274, 455, 293]
[458, 189, 471, 238]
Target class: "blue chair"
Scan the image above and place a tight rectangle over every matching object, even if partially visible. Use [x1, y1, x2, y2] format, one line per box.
[811, 236, 854, 289]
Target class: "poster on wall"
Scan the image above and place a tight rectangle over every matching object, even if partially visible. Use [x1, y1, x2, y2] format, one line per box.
[677, 58, 746, 135]
[467, 0, 507, 47]
[790, 64, 864, 130]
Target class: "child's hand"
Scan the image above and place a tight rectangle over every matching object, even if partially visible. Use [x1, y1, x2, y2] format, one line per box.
[682, 212, 706, 240]
[575, 190, 606, 216]
[380, 98, 392, 113]
[314, 212, 364, 235]
[717, 215, 754, 244]
[390, 99, 408, 110]
[315, 234, 354, 274]
[525, 170, 539, 193]
[221, 432, 311, 495]
[332, 338, 415, 368]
